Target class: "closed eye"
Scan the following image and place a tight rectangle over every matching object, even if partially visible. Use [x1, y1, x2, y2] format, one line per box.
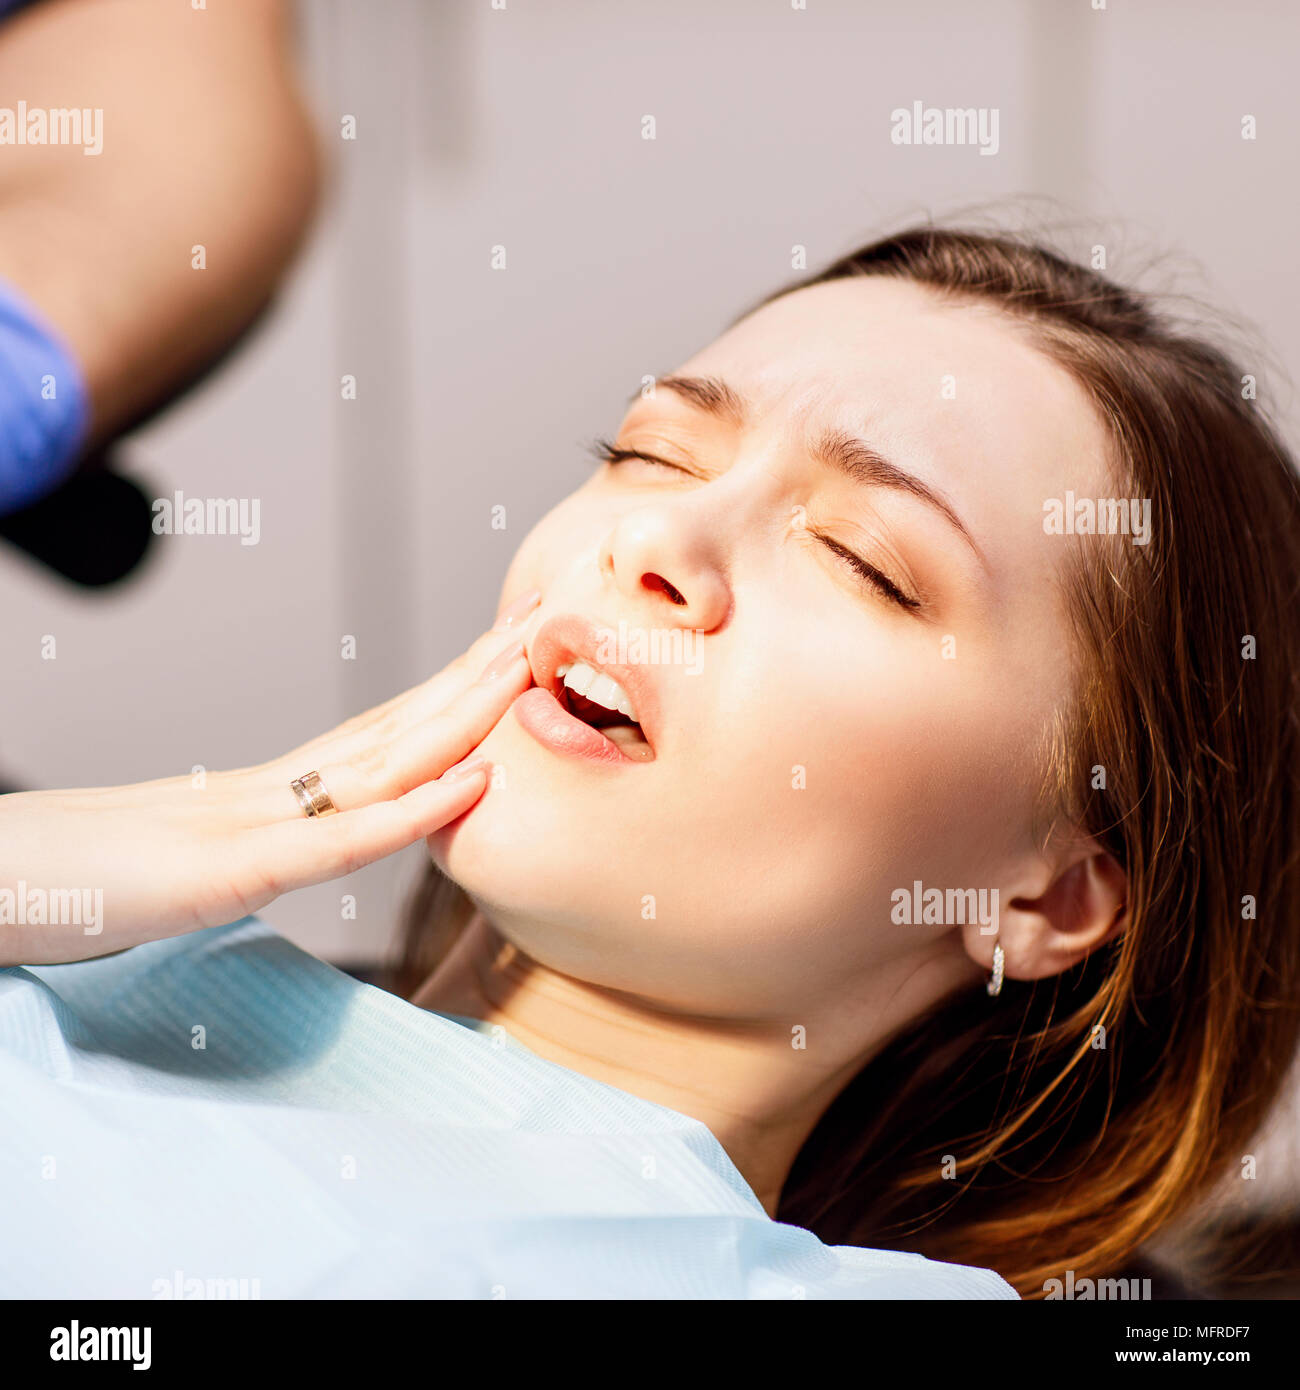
[589, 436, 696, 477]
[807, 528, 922, 613]
[590, 436, 921, 613]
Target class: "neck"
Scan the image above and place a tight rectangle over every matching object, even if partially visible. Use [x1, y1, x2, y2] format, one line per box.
[411, 911, 973, 1216]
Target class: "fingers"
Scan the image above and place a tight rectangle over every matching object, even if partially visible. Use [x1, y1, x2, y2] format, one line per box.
[253, 639, 530, 821]
[491, 587, 546, 632]
[412, 588, 544, 706]
[270, 590, 543, 774]
[372, 603, 542, 734]
[250, 761, 492, 898]
[321, 641, 530, 806]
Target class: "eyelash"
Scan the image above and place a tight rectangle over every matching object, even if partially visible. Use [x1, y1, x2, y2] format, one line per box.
[589, 437, 692, 475]
[588, 437, 922, 613]
[808, 530, 922, 612]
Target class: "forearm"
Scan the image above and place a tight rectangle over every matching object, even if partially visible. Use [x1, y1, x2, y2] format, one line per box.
[0, 0, 323, 446]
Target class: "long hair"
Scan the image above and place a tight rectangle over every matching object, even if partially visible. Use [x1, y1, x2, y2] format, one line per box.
[396, 227, 1300, 1296]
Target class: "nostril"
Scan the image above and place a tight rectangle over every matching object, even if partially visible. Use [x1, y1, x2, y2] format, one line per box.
[642, 572, 687, 605]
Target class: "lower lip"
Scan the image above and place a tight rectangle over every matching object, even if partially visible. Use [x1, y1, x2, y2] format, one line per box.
[512, 687, 641, 766]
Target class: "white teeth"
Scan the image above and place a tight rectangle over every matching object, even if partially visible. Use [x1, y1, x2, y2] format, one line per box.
[556, 660, 639, 723]
[586, 673, 623, 710]
[560, 661, 595, 697]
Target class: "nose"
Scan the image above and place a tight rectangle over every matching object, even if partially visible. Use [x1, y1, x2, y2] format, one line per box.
[598, 504, 731, 632]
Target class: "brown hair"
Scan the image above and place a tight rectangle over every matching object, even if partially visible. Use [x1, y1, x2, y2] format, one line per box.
[397, 226, 1300, 1296]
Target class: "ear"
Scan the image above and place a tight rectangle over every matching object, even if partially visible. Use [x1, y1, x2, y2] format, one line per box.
[962, 845, 1127, 984]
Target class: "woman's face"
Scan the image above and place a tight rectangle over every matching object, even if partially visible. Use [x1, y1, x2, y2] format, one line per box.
[430, 276, 1115, 1022]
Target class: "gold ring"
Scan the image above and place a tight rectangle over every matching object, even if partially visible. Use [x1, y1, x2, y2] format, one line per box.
[290, 771, 338, 819]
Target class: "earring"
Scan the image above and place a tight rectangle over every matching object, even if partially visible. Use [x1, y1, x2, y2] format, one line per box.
[987, 940, 1005, 997]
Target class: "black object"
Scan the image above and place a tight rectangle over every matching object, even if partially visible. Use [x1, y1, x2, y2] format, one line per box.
[0, 289, 279, 590]
[0, 456, 157, 588]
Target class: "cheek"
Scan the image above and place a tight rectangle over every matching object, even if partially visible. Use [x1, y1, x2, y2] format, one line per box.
[497, 487, 607, 601]
[684, 646, 1035, 913]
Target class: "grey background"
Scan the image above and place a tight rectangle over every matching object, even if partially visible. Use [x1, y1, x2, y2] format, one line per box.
[2, 0, 1296, 969]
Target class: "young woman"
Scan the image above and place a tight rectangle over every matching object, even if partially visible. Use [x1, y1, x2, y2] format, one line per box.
[3, 227, 1298, 1299]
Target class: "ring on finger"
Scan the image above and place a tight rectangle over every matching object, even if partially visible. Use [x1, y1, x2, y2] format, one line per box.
[290, 771, 339, 819]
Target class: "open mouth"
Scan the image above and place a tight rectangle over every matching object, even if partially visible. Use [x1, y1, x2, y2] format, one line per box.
[515, 613, 662, 766]
[555, 661, 652, 756]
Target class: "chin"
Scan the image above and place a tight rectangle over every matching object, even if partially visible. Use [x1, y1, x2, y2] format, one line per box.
[426, 736, 585, 921]
[434, 701, 627, 883]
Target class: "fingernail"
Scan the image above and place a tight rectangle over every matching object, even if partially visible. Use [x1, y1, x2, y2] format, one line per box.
[492, 589, 542, 630]
[477, 640, 525, 683]
[443, 754, 489, 782]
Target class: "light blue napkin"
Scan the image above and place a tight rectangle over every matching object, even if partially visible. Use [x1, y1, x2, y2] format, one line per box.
[0, 917, 1017, 1299]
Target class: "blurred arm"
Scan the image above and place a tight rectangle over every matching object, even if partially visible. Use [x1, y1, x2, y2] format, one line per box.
[0, 0, 323, 447]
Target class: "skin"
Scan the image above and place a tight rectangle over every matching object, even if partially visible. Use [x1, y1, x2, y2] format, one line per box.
[0, 624, 533, 966]
[416, 276, 1129, 1214]
[0, 0, 320, 445]
[0, 274, 1128, 1220]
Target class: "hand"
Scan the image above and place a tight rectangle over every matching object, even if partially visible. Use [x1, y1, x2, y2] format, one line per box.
[0, 594, 542, 967]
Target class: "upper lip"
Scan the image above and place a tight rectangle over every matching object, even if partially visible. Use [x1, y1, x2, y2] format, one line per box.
[526, 613, 663, 752]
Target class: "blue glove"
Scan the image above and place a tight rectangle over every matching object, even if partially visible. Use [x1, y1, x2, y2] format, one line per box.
[0, 278, 90, 515]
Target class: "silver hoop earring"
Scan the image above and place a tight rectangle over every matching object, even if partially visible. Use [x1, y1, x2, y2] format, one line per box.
[987, 941, 1005, 997]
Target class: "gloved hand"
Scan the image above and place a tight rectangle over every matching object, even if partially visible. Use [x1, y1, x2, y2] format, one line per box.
[0, 279, 88, 515]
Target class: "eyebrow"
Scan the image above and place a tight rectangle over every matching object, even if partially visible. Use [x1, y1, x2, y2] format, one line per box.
[632, 373, 986, 567]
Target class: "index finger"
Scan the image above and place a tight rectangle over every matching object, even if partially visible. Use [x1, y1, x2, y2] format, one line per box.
[276, 590, 543, 770]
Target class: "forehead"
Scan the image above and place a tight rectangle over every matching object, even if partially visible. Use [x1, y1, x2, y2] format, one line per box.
[670, 276, 1115, 533]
